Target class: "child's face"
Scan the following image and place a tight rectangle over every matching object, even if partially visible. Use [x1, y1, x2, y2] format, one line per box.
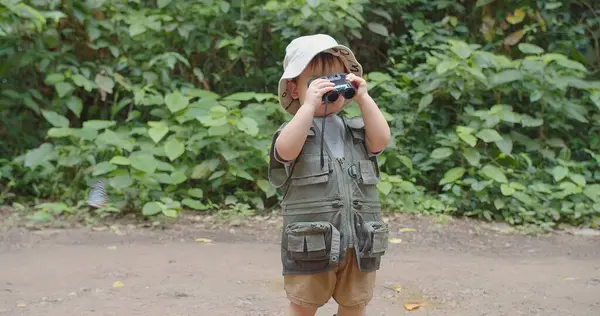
[289, 57, 348, 116]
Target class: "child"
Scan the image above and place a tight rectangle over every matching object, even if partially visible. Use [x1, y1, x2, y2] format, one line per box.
[268, 34, 391, 316]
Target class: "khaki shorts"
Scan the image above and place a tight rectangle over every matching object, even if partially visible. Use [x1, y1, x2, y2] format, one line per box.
[283, 248, 376, 309]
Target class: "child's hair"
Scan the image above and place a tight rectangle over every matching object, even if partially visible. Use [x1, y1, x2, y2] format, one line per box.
[289, 52, 348, 83]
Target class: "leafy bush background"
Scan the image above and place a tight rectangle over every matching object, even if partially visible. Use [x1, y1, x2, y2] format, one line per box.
[1, 0, 599, 228]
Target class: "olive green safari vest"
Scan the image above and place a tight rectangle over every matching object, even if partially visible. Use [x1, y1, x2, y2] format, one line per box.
[268, 115, 390, 275]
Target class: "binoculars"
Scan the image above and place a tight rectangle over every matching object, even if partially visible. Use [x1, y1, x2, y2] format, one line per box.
[308, 73, 357, 103]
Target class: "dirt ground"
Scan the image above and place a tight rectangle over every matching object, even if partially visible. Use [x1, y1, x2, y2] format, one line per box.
[1, 212, 600, 316]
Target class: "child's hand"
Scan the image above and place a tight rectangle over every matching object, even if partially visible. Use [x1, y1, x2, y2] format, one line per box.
[346, 73, 368, 101]
[304, 78, 335, 110]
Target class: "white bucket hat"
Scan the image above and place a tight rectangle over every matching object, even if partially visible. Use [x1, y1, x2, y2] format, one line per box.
[278, 34, 363, 115]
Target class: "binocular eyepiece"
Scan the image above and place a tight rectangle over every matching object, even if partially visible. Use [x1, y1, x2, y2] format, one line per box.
[308, 73, 357, 103]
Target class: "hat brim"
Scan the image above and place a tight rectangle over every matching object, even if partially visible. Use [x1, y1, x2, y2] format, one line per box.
[278, 44, 363, 115]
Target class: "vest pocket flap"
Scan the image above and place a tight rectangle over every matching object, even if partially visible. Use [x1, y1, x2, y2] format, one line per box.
[285, 221, 337, 262]
[359, 220, 389, 258]
[371, 229, 388, 254]
[291, 155, 331, 186]
[358, 160, 379, 185]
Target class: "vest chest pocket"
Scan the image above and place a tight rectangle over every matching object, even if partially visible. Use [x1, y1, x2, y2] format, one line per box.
[357, 159, 380, 185]
[284, 221, 341, 265]
[290, 154, 332, 186]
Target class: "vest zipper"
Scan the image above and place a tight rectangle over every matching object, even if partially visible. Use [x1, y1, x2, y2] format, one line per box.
[337, 157, 354, 248]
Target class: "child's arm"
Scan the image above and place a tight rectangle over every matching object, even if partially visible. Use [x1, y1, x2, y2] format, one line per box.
[356, 93, 391, 154]
[275, 78, 335, 162]
[274, 104, 316, 162]
[346, 74, 391, 154]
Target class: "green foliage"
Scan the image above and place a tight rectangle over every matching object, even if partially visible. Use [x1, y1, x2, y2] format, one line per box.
[1, 0, 600, 229]
[373, 39, 600, 228]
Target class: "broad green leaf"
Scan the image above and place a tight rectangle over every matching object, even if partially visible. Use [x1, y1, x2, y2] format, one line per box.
[583, 184, 600, 202]
[165, 91, 189, 113]
[463, 148, 481, 166]
[494, 198, 505, 210]
[129, 23, 146, 36]
[520, 114, 543, 127]
[398, 155, 413, 169]
[495, 138, 513, 155]
[83, 120, 116, 130]
[157, 0, 172, 8]
[196, 116, 228, 127]
[436, 60, 458, 75]
[476, 129, 503, 143]
[209, 105, 228, 117]
[171, 172, 187, 185]
[93, 161, 117, 176]
[457, 131, 477, 147]
[513, 192, 537, 206]
[187, 188, 203, 198]
[110, 156, 130, 165]
[47, 128, 72, 138]
[449, 40, 472, 59]
[530, 90, 543, 102]
[545, 2, 562, 9]
[556, 59, 587, 72]
[110, 174, 133, 189]
[569, 174, 586, 186]
[148, 121, 169, 144]
[142, 202, 164, 216]
[209, 124, 231, 136]
[377, 181, 393, 195]
[236, 117, 259, 136]
[371, 8, 392, 22]
[481, 165, 508, 183]
[95, 74, 114, 93]
[66, 96, 83, 118]
[164, 138, 185, 161]
[257, 179, 270, 193]
[475, 0, 495, 7]
[552, 166, 569, 182]
[55, 82, 74, 98]
[224, 92, 257, 101]
[518, 43, 544, 54]
[24, 143, 54, 168]
[439, 167, 465, 185]
[367, 22, 389, 37]
[191, 159, 220, 179]
[590, 92, 600, 110]
[130, 154, 158, 174]
[418, 93, 433, 111]
[41, 110, 69, 127]
[490, 70, 522, 86]
[430, 147, 453, 159]
[72, 74, 94, 91]
[44, 73, 64, 85]
[500, 184, 515, 196]
[182, 199, 207, 210]
[209, 170, 226, 180]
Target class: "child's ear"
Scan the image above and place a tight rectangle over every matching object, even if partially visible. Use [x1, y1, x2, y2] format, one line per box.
[287, 81, 299, 99]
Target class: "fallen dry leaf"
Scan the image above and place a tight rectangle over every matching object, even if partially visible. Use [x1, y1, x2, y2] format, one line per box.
[388, 237, 402, 244]
[113, 281, 124, 288]
[107, 246, 117, 250]
[564, 277, 576, 281]
[195, 238, 212, 243]
[17, 303, 27, 308]
[404, 303, 421, 311]
[392, 283, 402, 293]
[399, 228, 416, 233]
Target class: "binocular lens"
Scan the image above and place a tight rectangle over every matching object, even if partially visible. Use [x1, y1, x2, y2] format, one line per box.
[325, 91, 339, 102]
[343, 88, 355, 99]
